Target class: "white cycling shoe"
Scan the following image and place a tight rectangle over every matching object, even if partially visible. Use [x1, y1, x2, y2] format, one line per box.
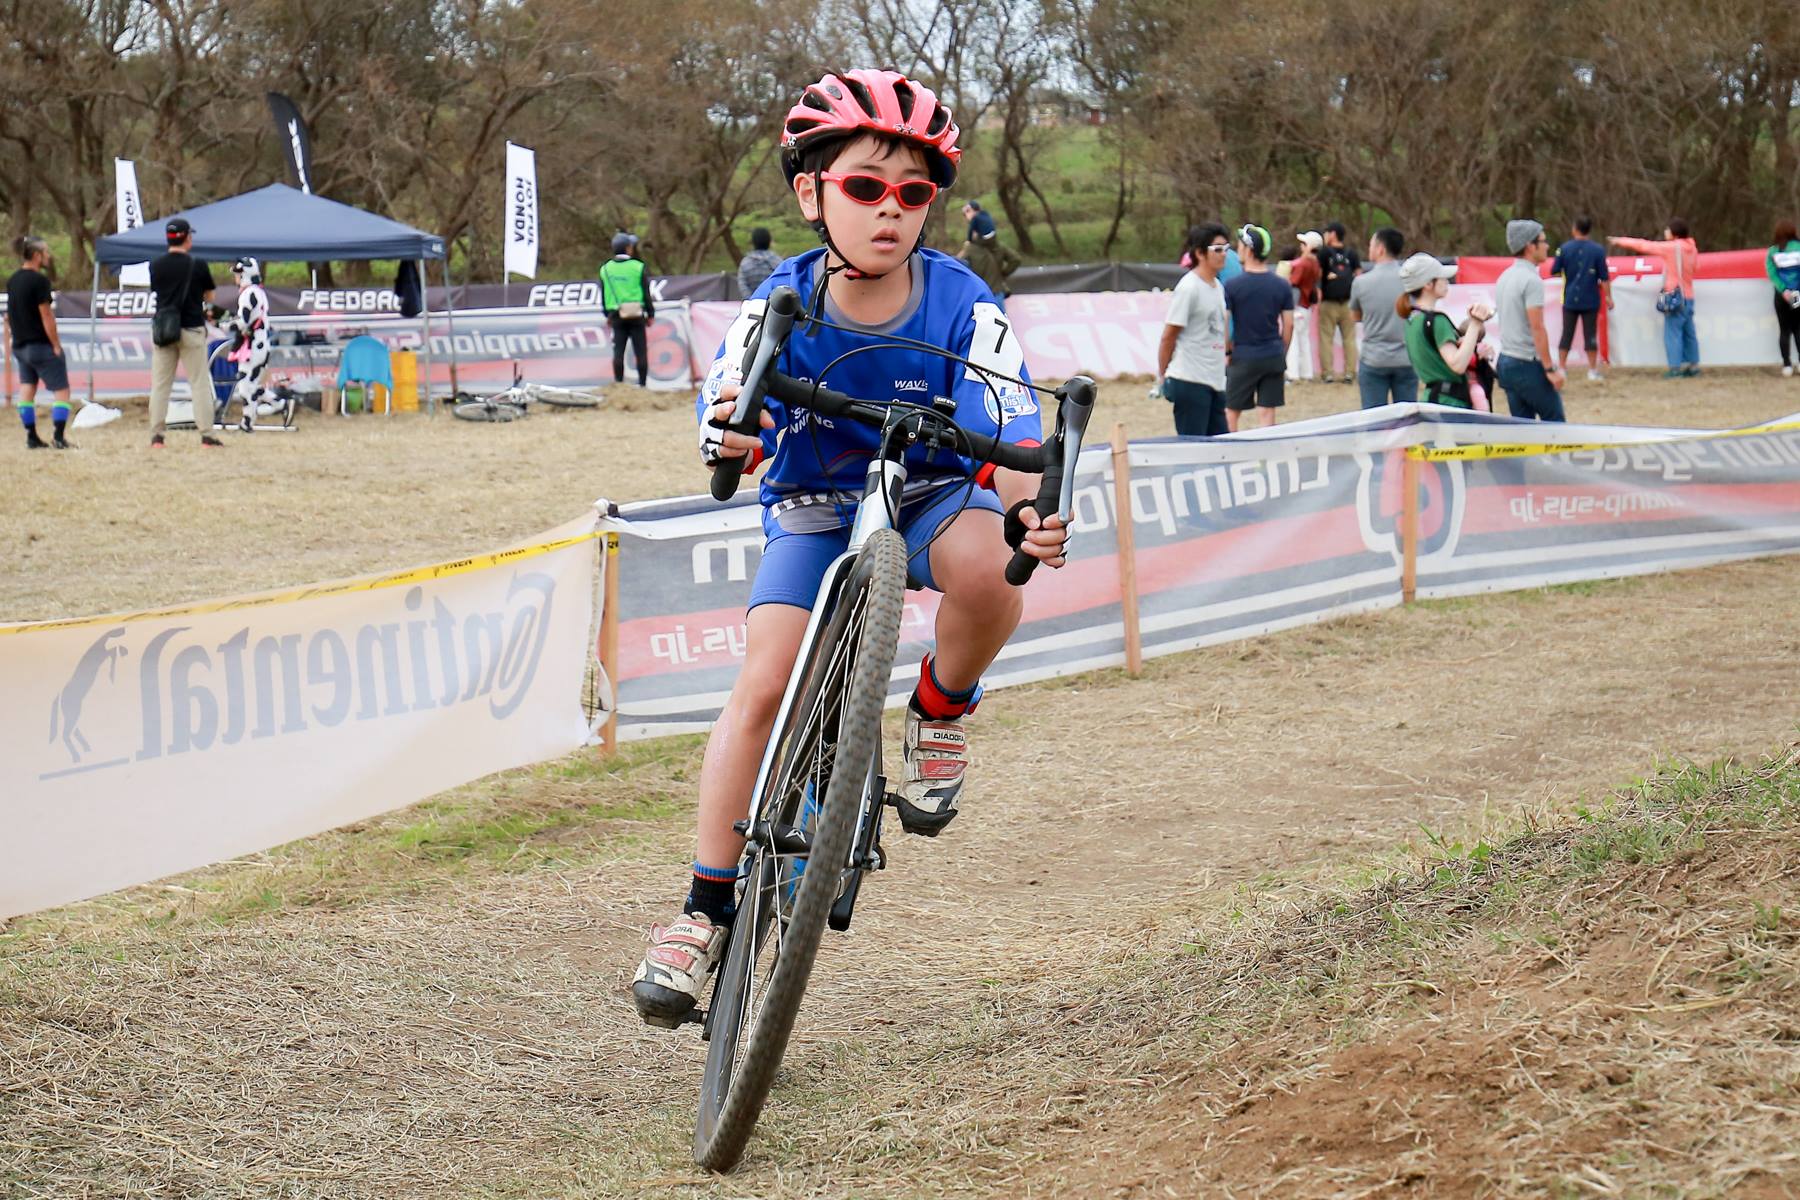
[631, 911, 727, 1028]
[894, 709, 968, 836]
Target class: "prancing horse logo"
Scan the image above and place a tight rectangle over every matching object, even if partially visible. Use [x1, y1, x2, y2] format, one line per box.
[48, 627, 128, 765]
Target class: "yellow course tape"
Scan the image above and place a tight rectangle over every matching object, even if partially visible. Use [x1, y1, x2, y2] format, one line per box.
[1406, 419, 1800, 463]
[0, 530, 604, 638]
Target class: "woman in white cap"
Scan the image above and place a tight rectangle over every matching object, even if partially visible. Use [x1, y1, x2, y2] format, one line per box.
[1396, 253, 1494, 409]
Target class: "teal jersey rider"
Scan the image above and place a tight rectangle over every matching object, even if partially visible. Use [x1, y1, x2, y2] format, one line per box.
[599, 250, 651, 316]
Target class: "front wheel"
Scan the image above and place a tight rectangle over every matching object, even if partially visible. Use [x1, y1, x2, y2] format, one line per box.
[693, 528, 907, 1172]
[451, 399, 526, 423]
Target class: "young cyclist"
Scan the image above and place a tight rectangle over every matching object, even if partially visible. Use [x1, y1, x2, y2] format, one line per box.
[632, 68, 1070, 1026]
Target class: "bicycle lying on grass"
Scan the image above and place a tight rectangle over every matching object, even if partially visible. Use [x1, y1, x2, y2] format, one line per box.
[663, 286, 1095, 1172]
[451, 362, 605, 422]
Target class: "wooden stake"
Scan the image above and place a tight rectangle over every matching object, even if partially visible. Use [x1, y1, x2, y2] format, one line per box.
[1111, 421, 1143, 677]
[599, 532, 622, 755]
[1401, 452, 1420, 604]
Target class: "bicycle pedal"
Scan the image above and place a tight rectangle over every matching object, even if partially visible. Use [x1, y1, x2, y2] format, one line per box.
[640, 1005, 706, 1032]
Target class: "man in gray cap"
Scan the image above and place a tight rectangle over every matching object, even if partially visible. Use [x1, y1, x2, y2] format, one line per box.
[1493, 218, 1565, 421]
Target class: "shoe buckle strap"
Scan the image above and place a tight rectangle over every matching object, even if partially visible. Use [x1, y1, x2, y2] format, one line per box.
[915, 723, 966, 751]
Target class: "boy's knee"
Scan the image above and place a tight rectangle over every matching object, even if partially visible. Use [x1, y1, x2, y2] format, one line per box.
[945, 559, 1023, 620]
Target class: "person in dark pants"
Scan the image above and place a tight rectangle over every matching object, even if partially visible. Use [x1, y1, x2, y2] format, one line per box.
[1222, 223, 1294, 430]
[5, 236, 73, 449]
[1494, 219, 1566, 421]
[1156, 223, 1231, 435]
[1550, 215, 1612, 381]
[1766, 218, 1800, 377]
[600, 232, 654, 386]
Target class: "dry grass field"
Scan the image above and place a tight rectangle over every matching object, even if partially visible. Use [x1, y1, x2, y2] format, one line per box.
[3, 368, 1798, 1198]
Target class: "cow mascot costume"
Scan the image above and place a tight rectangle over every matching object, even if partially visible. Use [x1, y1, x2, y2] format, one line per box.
[221, 257, 292, 430]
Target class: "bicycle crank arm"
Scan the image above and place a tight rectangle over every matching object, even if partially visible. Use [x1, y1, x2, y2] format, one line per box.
[730, 817, 811, 856]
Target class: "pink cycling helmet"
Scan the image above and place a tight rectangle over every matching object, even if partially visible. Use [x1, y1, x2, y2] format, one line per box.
[781, 69, 961, 188]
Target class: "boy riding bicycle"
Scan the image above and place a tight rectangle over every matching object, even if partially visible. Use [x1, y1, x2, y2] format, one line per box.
[632, 69, 1070, 1026]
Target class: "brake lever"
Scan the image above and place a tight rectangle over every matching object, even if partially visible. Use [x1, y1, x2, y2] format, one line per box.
[1005, 376, 1097, 586]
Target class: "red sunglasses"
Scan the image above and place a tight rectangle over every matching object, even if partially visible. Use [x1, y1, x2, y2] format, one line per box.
[818, 171, 939, 210]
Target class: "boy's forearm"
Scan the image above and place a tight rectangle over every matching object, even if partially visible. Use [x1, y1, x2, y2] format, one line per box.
[994, 466, 1039, 511]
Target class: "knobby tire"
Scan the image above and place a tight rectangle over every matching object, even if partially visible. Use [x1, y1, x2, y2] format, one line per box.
[692, 528, 907, 1172]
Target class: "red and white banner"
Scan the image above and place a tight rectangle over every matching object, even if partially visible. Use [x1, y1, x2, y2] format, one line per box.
[596, 405, 1800, 739]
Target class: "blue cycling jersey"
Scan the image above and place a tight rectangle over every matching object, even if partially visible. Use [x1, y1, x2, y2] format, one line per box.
[697, 248, 1040, 530]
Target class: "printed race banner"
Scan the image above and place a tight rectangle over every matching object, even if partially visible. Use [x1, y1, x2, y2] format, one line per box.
[52, 302, 700, 399]
[596, 406, 1800, 739]
[1408, 422, 1800, 598]
[0, 518, 600, 921]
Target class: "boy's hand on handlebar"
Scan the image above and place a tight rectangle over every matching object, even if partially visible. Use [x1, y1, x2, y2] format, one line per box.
[1005, 501, 1070, 569]
[698, 383, 775, 466]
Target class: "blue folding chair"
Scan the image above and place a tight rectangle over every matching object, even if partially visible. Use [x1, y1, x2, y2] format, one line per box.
[336, 336, 394, 416]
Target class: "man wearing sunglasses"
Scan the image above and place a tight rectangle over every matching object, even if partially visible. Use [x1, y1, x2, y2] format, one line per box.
[1157, 223, 1231, 435]
[635, 69, 1070, 1027]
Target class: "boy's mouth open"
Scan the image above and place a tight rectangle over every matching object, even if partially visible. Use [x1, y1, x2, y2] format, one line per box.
[868, 227, 902, 252]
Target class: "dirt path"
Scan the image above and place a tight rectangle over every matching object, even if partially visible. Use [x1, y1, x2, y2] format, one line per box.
[5, 554, 1796, 1197]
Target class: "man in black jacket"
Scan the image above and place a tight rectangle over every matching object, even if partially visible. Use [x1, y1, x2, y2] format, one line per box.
[1314, 221, 1362, 384]
[147, 218, 221, 447]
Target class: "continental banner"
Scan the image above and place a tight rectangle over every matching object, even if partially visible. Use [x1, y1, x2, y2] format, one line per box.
[597, 406, 1800, 739]
[0, 517, 600, 921]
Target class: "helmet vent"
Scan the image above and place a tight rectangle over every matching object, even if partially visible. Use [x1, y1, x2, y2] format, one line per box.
[842, 75, 878, 117]
[925, 108, 949, 136]
[801, 91, 832, 113]
[894, 81, 916, 122]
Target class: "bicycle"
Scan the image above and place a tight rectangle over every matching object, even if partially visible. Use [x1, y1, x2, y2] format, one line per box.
[451, 362, 604, 422]
[672, 285, 1095, 1172]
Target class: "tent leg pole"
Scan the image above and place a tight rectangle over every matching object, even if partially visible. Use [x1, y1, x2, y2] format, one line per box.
[87, 259, 101, 405]
[418, 258, 432, 415]
[442, 257, 460, 399]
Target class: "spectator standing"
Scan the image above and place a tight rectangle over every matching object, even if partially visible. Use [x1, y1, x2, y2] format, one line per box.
[736, 227, 782, 298]
[957, 227, 1020, 310]
[1350, 227, 1417, 408]
[1286, 231, 1322, 381]
[600, 231, 655, 387]
[1765, 219, 1800, 377]
[962, 200, 997, 241]
[1550, 216, 1612, 381]
[1222, 223, 1294, 431]
[1314, 220, 1360, 383]
[1156, 222, 1231, 435]
[5, 236, 72, 449]
[1396, 253, 1495, 409]
[146, 218, 221, 448]
[1494, 219, 1566, 421]
[1609, 219, 1699, 378]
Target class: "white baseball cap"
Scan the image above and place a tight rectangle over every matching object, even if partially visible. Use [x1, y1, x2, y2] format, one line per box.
[1398, 253, 1457, 292]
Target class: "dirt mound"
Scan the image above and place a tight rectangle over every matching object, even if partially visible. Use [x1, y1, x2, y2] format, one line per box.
[1041, 749, 1800, 1198]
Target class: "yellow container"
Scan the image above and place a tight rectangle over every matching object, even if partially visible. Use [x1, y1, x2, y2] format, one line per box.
[391, 351, 419, 412]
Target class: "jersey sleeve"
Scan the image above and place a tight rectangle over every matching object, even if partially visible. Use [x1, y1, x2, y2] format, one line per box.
[950, 298, 1040, 488]
[696, 296, 782, 472]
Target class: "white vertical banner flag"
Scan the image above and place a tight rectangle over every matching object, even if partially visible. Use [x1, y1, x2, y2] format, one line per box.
[114, 158, 150, 287]
[504, 141, 539, 279]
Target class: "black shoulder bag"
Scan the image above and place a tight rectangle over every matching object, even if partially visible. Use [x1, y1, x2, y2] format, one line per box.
[152, 257, 196, 347]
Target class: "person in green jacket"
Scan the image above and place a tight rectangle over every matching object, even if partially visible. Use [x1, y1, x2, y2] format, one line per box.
[1396, 253, 1495, 409]
[1768, 218, 1800, 377]
[599, 232, 655, 386]
[956, 228, 1020, 310]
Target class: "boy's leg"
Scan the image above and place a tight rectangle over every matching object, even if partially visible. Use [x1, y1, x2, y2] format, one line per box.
[693, 603, 811, 870]
[891, 500, 1020, 836]
[633, 601, 809, 1025]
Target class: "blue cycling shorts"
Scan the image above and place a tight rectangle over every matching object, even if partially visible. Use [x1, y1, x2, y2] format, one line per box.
[748, 482, 1005, 611]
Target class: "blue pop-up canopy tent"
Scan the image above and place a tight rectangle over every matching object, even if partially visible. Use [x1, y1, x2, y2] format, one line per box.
[90, 183, 458, 405]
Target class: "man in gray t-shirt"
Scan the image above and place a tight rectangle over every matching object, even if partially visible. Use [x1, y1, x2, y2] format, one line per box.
[1493, 218, 1567, 421]
[1349, 227, 1415, 408]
